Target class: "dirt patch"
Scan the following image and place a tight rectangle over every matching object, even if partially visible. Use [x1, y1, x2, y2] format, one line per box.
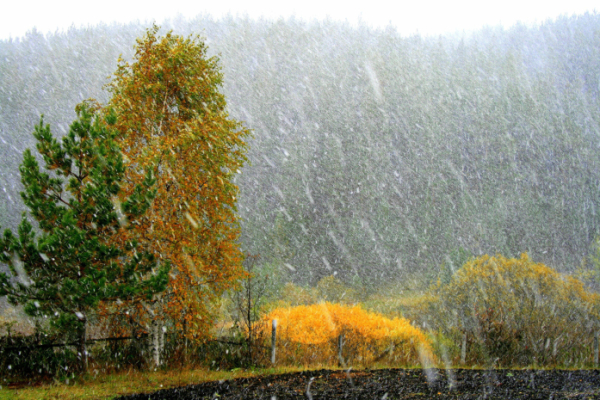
[115, 368, 600, 399]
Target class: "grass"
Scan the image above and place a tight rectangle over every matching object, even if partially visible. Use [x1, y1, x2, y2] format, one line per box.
[2, 357, 597, 400]
[6, 363, 587, 400]
[0, 365, 309, 400]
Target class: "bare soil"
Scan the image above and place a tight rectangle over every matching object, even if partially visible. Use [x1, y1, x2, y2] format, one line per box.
[115, 368, 600, 399]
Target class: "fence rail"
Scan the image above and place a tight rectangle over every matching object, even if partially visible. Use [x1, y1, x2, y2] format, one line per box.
[0, 334, 273, 352]
[3, 321, 600, 368]
[0, 334, 149, 351]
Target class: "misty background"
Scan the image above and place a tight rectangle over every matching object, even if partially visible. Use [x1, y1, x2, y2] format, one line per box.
[1, 12, 600, 288]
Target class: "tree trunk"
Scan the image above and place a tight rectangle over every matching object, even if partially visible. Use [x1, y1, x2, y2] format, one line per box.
[152, 319, 164, 368]
[182, 316, 188, 366]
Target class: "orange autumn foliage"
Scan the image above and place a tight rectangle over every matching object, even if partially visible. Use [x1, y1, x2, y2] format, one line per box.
[261, 303, 433, 367]
[102, 26, 251, 340]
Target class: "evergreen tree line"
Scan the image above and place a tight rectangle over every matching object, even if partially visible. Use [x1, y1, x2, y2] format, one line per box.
[1, 12, 600, 286]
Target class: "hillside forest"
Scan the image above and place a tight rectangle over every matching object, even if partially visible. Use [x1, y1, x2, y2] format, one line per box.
[2, 14, 600, 285]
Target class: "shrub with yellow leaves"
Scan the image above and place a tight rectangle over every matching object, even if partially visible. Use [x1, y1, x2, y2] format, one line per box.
[416, 253, 600, 367]
[260, 302, 433, 367]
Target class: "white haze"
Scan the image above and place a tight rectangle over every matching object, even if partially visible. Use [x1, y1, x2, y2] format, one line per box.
[1, 0, 598, 40]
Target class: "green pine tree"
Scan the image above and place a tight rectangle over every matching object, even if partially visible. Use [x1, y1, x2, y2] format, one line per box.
[0, 102, 170, 372]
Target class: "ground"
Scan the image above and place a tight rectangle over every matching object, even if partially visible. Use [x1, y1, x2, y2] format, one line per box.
[115, 368, 600, 399]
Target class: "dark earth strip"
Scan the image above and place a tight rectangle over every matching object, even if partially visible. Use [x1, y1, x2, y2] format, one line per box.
[115, 368, 600, 399]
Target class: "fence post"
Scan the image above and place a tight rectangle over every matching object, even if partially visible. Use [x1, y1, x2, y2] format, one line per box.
[271, 319, 277, 365]
[338, 334, 344, 366]
[594, 332, 599, 367]
[461, 332, 467, 365]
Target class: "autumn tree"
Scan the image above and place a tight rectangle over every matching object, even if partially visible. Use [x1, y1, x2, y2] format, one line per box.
[104, 26, 251, 351]
[0, 103, 170, 372]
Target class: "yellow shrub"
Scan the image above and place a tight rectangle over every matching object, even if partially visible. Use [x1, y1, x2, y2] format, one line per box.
[260, 302, 433, 367]
[421, 253, 600, 366]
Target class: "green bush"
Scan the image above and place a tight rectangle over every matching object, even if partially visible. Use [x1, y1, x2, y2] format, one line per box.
[413, 253, 600, 367]
[0, 328, 79, 384]
[273, 275, 360, 307]
[315, 275, 359, 304]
